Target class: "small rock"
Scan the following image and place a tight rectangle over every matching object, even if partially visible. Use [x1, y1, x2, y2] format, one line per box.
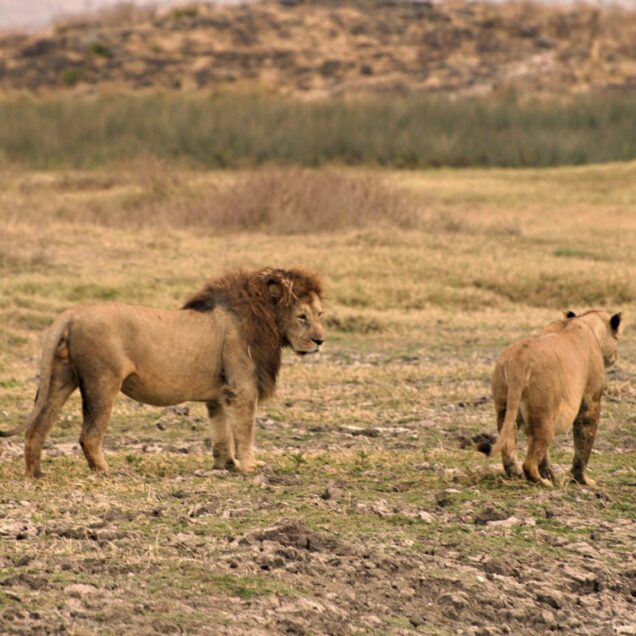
[187, 504, 207, 518]
[474, 505, 510, 526]
[409, 615, 425, 628]
[364, 614, 382, 625]
[488, 516, 522, 528]
[537, 590, 564, 609]
[64, 584, 98, 598]
[320, 481, 341, 501]
[222, 508, 249, 518]
[439, 591, 469, 610]
[566, 541, 597, 558]
[252, 473, 268, 487]
[539, 609, 556, 625]
[563, 565, 596, 584]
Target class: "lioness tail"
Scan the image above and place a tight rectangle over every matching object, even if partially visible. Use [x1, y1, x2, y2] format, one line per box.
[489, 373, 525, 459]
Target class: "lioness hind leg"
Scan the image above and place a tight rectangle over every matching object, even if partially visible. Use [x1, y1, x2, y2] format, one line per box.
[539, 450, 556, 484]
[25, 366, 77, 479]
[523, 427, 554, 488]
[207, 400, 235, 470]
[78, 374, 120, 473]
[572, 400, 600, 487]
[496, 407, 523, 478]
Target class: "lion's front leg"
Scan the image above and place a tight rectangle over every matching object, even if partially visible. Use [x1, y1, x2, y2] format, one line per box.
[225, 394, 257, 474]
[219, 329, 260, 474]
[207, 400, 235, 470]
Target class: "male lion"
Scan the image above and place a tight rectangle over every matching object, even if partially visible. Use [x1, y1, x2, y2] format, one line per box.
[478, 309, 622, 487]
[1, 268, 325, 478]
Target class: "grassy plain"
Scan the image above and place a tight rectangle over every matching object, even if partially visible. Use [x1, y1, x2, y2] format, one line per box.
[0, 163, 635, 634]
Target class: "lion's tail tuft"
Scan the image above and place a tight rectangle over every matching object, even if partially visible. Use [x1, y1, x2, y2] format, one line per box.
[473, 432, 497, 456]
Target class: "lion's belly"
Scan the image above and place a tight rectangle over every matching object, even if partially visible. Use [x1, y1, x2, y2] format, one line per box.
[121, 371, 221, 406]
[520, 397, 581, 436]
[554, 403, 578, 434]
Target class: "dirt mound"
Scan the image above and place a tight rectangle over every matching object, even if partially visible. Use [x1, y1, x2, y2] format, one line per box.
[239, 519, 354, 556]
[1, 0, 636, 97]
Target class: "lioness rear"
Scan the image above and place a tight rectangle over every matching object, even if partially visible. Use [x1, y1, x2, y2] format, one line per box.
[479, 310, 622, 487]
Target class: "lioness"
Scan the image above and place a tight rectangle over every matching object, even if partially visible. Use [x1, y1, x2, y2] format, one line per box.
[478, 309, 622, 487]
[1, 268, 325, 478]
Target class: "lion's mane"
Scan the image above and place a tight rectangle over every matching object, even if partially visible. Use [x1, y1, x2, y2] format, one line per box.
[182, 268, 323, 400]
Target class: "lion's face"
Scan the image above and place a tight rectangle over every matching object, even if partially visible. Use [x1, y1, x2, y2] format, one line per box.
[599, 312, 622, 367]
[578, 310, 622, 367]
[281, 292, 325, 356]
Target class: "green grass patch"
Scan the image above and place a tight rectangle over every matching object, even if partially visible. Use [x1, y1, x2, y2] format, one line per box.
[2, 92, 636, 169]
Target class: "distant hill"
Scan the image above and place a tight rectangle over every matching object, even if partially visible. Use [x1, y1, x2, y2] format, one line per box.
[1, 0, 635, 97]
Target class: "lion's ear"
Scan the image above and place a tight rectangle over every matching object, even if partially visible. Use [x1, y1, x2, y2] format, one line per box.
[564, 310, 576, 319]
[610, 312, 622, 336]
[268, 282, 283, 302]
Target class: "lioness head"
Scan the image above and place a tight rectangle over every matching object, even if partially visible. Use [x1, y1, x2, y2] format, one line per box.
[577, 310, 623, 367]
[600, 312, 622, 367]
[266, 270, 325, 356]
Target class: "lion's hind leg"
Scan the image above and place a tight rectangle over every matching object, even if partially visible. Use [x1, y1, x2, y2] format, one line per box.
[25, 364, 77, 478]
[572, 399, 600, 487]
[207, 400, 235, 470]
[78, 372, 120, 474]
[538, 450, 557, 484]
[522, 422, 555, 488]
[496, 404, 523, 478]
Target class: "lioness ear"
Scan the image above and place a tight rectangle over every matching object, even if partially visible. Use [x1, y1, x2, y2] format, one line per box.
[564, 310, 576, 319]
[610, 312, 622, 336]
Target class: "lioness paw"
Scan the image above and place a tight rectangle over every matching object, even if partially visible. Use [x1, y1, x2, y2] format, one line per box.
[233, 458, 257, 474]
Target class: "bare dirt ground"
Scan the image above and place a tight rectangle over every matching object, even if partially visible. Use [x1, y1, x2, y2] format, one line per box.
[0, 165, 635, 634]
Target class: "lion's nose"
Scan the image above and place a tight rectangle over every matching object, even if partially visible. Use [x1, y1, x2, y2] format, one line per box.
[312, 338, 324, 346]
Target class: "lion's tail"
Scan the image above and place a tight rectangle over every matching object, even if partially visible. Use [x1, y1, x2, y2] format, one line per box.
[0, 315, 71, 438]
[477, 367, 526, 459]
[489, 372, 525, 459]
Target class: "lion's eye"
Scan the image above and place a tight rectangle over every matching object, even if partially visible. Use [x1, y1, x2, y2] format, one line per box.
[298, 314, 308, 323]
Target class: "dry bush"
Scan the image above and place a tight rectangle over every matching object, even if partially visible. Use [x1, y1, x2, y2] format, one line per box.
[68, 166, 424, 233]
[201, 168, 422, 233]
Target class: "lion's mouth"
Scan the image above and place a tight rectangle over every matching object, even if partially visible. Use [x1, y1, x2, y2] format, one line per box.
[296, 348, 320, 357]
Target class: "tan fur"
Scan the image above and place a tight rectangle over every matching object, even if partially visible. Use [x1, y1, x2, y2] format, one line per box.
[2, 268, 325, 478]
[486, 309, 622, 487]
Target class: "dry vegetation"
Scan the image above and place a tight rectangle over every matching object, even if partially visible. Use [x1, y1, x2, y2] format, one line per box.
[2, 92, 636, 169]
[2, 163, 421, 232]
[2, 0, 636, 97]
[0, 163, 635, 634]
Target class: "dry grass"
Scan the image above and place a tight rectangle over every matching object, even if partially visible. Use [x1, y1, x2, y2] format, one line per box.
[4, 0, 636, 98]
[0, 162, 635, 634]
[1, 162, 422, 232]
[54, 2, 156, 31]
